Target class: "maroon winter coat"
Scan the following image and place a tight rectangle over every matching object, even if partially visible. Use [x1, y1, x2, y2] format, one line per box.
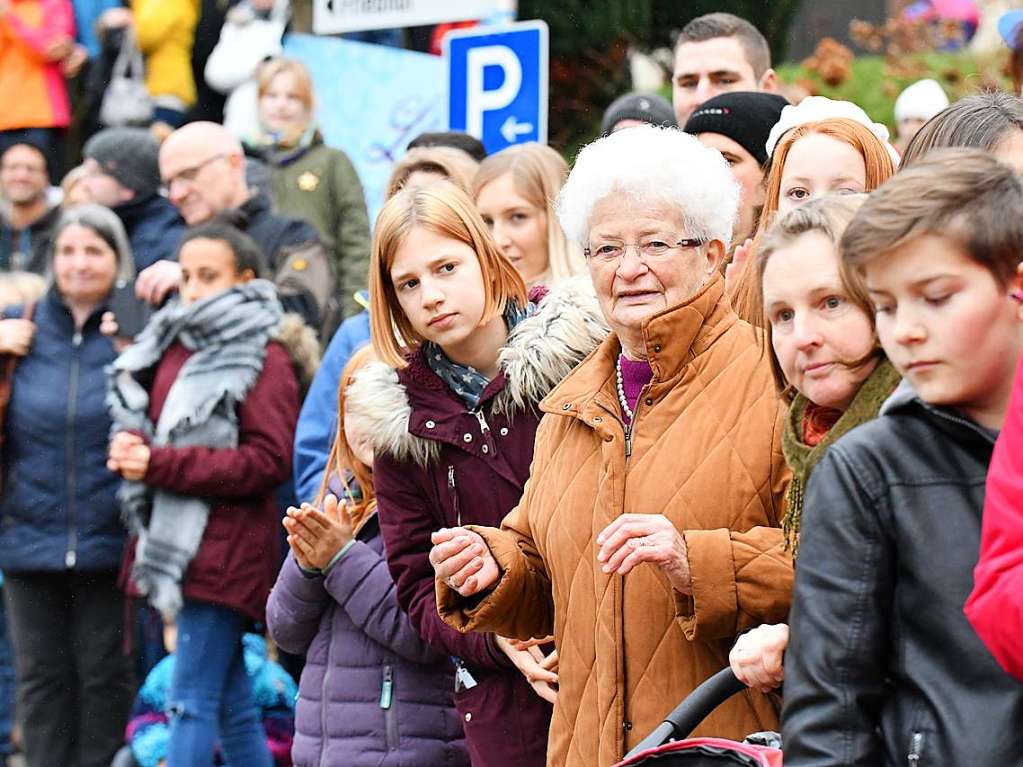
[345, 281, 608, 767]
[121, 340, 300, 622]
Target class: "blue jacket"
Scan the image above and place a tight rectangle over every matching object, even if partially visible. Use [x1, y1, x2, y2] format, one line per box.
[0, 288, 125, 572]
[129, 634, 297, 767]
[72, 0, 122, 58]
[115, 194, 186, 271]
[292, 310, 369, 503]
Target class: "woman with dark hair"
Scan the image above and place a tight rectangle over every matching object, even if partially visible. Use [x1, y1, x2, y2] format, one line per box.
[901, 90, 1023, 170]
[108, 222, 309, 765]
[0, 203, 136, 767]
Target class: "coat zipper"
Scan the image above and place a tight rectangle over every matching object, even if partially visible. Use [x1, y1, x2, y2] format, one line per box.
[908, 731, 923, 765]
[472, 409, 497, 455]
[622, 382, 653, 461]
[380, 663, 398, 751]
[64, 331, 82, 569]
[617, 377, 653, 743]
[318, 619, 336, 767]
[448, 465, 461, 526]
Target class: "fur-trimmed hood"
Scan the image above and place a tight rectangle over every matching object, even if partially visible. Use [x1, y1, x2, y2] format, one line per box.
[346, 276, 608, 468]
[276, 312, 321, 393]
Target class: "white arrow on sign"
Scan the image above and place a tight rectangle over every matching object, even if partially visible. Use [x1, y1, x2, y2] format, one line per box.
[500, 115, 533, 143]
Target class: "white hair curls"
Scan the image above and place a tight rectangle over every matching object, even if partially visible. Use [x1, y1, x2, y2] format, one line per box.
[556, 125, 739, 249]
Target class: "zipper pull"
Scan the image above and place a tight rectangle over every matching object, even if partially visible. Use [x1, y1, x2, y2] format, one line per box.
[473, 409, 497, 456]
[72, 332, 82, 348]
[65, 550, 76, 568]
[379, 665, 393, 709]
[624, 424, 633, 458]
[908, 732, 923, 766]
[474, 410, 490, 433]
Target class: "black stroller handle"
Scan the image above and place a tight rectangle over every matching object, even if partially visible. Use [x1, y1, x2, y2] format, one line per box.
[623, 668, 747, 760]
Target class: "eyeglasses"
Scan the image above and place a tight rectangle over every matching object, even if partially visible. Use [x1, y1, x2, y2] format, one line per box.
[583, 237, 706, 263]
[0, 163, 46, 175]
[159, 153, 227, 197]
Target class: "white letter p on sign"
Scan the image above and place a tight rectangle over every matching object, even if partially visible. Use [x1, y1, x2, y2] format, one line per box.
[466, 45, 521, 138]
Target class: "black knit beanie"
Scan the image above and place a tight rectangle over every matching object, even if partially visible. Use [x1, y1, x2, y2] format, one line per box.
[84, 128, 162, 199]
[683, 91, 789, 166]
[600, 92, 677, 137]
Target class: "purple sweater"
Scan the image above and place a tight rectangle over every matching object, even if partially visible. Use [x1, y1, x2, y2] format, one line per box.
[266, 512, 468, 767]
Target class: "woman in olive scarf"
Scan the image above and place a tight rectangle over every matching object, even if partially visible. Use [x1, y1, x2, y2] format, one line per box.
[728, 194, 901, 692]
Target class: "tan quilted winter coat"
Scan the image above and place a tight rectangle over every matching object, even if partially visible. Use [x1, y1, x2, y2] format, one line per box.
[438, 275, 793, 766]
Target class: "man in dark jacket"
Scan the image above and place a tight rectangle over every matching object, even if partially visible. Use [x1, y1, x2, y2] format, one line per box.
[151, 121, 333, 329]
[782, 150, 1023, 766]
[0, 141, 59, 273]
[81, 128, 187, 271]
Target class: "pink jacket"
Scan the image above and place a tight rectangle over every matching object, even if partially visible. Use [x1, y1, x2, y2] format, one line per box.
[965, 354, 1023, 679]
[0, 0, 74, 130]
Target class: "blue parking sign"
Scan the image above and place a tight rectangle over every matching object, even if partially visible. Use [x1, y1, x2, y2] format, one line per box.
[445, 20, 549, 153]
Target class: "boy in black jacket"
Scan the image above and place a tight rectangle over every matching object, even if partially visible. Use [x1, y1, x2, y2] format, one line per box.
[781, 149, 1023, 766]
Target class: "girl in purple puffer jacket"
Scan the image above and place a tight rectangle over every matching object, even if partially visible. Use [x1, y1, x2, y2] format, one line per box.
[266, 345, 467, 767]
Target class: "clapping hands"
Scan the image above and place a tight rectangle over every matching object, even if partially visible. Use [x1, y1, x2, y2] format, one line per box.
[283, 494, 354, 572]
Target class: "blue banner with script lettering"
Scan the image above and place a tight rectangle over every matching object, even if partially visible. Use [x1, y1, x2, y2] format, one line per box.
[283, 34, 446, 227]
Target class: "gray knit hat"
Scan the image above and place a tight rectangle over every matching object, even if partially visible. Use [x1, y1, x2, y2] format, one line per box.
[600, 92, 677, 137]
[84, 128, 161, 199]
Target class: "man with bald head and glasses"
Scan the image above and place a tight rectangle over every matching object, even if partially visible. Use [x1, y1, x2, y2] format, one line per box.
[141, 121, 333, 330]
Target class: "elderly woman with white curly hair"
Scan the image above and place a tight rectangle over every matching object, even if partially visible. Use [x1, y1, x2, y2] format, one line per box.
[428, 125, 793, 766]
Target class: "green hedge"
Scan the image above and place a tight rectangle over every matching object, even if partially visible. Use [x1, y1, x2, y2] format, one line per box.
[776, 50, 1010, 129]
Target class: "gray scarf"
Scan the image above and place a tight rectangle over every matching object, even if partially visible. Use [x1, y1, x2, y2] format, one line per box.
[107, 280, 282, 620]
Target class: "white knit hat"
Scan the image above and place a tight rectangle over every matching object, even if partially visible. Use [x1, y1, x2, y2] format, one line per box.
[894, 79, 949, 124]
[765, 95, 901, 166]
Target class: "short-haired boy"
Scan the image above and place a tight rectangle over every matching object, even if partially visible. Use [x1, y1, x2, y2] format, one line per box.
[781, 148, 1023, 766]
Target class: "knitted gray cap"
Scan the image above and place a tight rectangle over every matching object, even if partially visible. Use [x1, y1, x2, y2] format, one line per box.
[84, 128, 162, 199]
[600, 92, 677, 137]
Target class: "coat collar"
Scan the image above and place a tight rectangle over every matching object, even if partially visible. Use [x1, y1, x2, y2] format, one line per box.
[345, 276, 609, 468]
[542, 274, 735, 420]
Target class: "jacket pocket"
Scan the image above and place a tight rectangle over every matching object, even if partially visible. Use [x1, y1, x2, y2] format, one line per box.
[380, 663, 398, 751]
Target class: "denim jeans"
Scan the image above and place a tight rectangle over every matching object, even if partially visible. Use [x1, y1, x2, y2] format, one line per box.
[166, 600, 271, 767]
[0, 584, 13, 757]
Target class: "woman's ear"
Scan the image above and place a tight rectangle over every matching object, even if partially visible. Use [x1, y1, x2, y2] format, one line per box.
[704, 239, 726, 275]
[238, 268, 256, 284]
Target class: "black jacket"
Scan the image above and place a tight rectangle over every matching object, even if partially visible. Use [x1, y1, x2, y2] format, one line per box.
[782, 381, 1023, 766]
[0, 204, 60, 274]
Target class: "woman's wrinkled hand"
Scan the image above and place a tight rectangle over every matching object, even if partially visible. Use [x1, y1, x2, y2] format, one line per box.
[729, 623, 789, 693]
[596, 514, 691, 594]
[429, 527, 499, 597]
[496, 635, 558, 704]
[0, 318, 35, 356]
[283, 494, 354, 571]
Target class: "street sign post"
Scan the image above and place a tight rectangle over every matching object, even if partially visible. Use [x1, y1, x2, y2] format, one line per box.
[445, 20, 549, 153]
[314, 0, 515, 35]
